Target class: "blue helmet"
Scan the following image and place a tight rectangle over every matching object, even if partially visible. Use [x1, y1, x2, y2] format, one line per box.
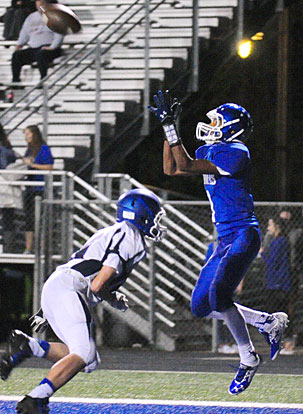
[116, 188, 167, 242]
[196, 103, 253, 144]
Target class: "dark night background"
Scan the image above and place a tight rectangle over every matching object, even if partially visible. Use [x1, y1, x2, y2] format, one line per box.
[117, 0, 303, 202]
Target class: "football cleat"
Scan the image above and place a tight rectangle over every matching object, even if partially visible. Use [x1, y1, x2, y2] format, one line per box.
[0, 330, 32, 381]
[258, 312, 289, 360]
[16, 395, 49, 414]
[229, 353, 261, 395]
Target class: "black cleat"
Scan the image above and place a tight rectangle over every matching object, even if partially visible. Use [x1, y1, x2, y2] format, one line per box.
[16, 395, 49, 414]
[0, 330, 32, 381]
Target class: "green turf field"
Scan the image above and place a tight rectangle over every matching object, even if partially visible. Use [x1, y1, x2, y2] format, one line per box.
[1, 369, 303, 404]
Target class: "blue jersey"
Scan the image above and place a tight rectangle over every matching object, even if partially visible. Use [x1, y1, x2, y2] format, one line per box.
[25, 144, 54, 192]
[195, 141, 258, 237]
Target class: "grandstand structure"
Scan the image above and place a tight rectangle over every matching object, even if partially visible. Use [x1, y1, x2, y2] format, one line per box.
[0, 0, 238, 172]
[0, 0, 240, 350]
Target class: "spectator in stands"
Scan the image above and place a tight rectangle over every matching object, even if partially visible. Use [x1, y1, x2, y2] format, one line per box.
[22, 125, 53, 254]
[0, 123, 17, 168]
[11, 0, 64, 84]
[277, 210, 303, 353]
[0, 0, 35, 41]
[0, 123, 17, 253]
[260, 214, 294, 353]
[260, 214, 291, 313]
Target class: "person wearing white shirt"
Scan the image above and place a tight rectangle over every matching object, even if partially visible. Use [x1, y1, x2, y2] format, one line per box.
[11, 0, 64, 83]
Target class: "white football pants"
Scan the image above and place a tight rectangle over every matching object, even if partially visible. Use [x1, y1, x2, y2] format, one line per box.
[41, 268, 100, 372]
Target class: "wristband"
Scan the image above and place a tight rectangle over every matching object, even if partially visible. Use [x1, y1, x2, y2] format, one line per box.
[163, 123, 182, 147]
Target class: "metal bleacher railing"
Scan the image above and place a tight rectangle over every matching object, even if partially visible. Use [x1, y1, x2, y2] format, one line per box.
[0, 168, 213, 350]
[38, 172, 213, 351]
[0, 0, 206, 176]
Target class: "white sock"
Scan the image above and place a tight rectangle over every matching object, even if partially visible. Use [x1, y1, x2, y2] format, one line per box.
[206, 311, 224, 320]
[221, 306, 252, 346]
[28, 378, 55, 399]
[24, 334, 50, 358]
[238, 343, 259, 367]
[235, 303, 274, 331]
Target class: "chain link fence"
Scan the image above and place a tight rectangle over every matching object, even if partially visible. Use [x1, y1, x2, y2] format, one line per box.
[0, 170, 302, 352]
[31, 198, 303, 353]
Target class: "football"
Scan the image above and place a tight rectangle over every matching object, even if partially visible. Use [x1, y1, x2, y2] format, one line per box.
[39, 2, 81, 35]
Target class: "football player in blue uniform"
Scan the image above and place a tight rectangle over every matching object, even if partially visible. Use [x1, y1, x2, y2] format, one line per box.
[149, 90, 289, 395]
[0, 188, 167, 414]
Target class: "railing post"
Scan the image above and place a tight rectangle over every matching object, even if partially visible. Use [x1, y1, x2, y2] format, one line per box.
[45, 173, 54, 275]
[190, 0, 199, 92]
[140, 0, 150, 136]
[211, 225, 219, 352]
[42, 83, 49, 141]
[66, 175, 75, 259]
[94, 40, 102, 178]
[149, 242, 156, 346]
[61, 172, 69, 262]
[33, 195, 42, 316]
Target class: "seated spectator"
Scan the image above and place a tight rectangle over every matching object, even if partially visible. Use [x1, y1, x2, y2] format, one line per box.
[0, 0, 35, 41]
[11, 0, 64, 84]
[22, 125, 54, 254]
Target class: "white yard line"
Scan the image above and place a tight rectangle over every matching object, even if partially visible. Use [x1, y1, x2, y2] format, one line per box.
[1, 395, 303, 410]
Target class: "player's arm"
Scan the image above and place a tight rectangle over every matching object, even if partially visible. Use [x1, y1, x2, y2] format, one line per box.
[91, 265, 128, 311]
[149, 90, 218, 176]
[91, 264, 116, 296]
[163, 140, 218, 176]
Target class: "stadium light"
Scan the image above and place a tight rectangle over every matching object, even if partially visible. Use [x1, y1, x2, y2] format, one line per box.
[251, 32, 264, 41]
[237, 40, 253, 59]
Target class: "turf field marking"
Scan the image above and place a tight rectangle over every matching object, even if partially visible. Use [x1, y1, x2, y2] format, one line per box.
[98, 368, 303, 377]
[2, 395, 303, 410]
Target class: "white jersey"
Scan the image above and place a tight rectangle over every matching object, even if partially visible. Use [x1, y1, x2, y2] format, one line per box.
[56, 221, 146, 300]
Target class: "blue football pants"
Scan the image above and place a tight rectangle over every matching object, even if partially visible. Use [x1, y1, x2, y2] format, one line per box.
[191, 226, 261, 317]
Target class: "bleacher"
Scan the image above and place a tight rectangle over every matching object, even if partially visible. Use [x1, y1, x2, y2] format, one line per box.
[0, 0, 238, 172]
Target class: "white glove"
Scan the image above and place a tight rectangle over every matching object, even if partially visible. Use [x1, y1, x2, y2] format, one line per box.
[29, 309, 48, 333]
[111, 291, 129, 312]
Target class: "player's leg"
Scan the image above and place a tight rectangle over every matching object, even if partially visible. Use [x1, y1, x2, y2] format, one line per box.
[207, 303, 289, 361]
[16, 269, 100, 413]
[235, 303, 288, 360]
[209, 227, 262, 394]
[191, 250, 222, 318]
[0, 329, 51, 381]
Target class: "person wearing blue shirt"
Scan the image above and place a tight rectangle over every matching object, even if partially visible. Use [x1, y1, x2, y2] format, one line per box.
[22, 125, 53, 253]
[149, 90, 289, 395]
[261, 216, 291, 311]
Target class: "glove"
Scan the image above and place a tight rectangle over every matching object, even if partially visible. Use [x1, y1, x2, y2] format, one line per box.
[148, 90, 182, 147]
[110, 291, 129, 312]
[29, 308, 48, 334]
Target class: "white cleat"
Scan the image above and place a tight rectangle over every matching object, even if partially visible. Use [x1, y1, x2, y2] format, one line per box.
[259, 312, 289, 360]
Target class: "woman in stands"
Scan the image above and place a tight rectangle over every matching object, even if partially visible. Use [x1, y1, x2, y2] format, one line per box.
[22, 125, 53, 254]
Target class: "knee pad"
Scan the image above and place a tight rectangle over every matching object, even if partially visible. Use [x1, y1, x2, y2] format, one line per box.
[70, 338, 97, 366]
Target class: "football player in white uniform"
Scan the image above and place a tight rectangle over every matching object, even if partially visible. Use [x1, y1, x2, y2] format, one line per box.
[0, 188, 167, 414]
